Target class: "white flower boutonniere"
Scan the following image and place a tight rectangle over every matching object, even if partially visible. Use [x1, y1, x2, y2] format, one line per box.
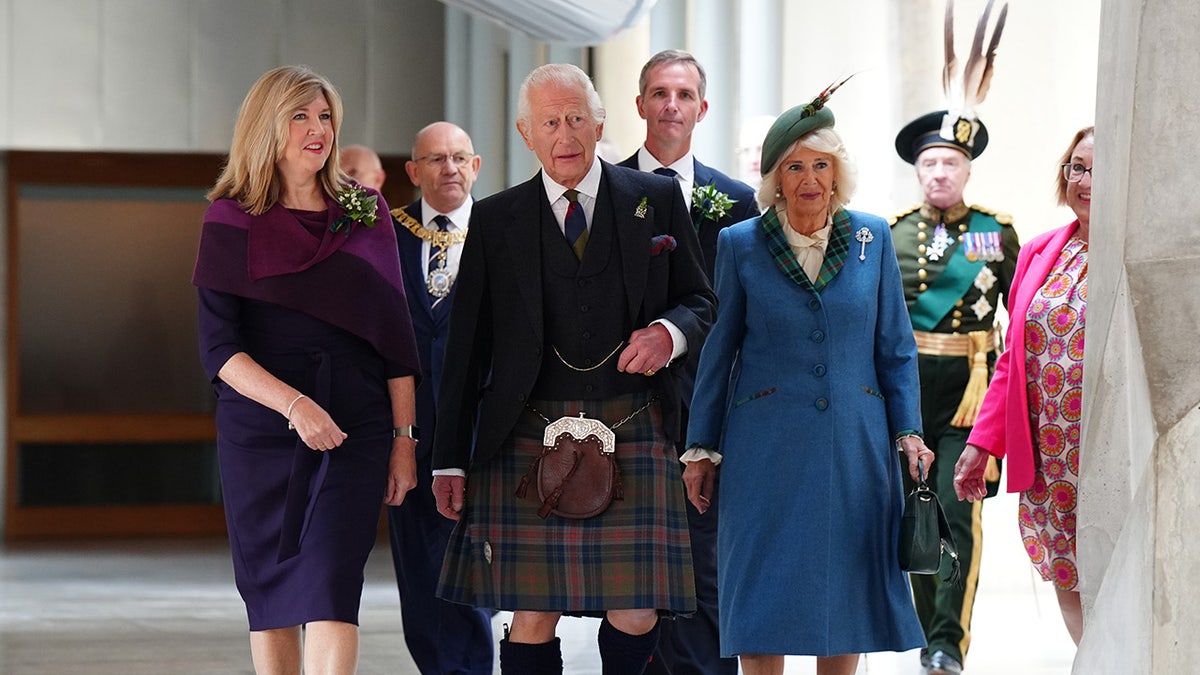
[330, 185, 379, 237]
[692, 183, 736, 222]
[635, 197, 648, 219]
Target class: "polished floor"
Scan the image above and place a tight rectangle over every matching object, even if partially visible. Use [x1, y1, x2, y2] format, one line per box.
[0, 489, 1077, 674]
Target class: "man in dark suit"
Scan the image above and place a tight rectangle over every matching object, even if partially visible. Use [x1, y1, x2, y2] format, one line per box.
[345, 125, 495, 674]
[618, 49, 756, 675]
[431, 63, 715, 675]
[618, 49, 758, 279]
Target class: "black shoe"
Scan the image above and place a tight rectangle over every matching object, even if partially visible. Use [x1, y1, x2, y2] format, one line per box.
[928, 650, 963, 675]
[920, 648, 931, 669]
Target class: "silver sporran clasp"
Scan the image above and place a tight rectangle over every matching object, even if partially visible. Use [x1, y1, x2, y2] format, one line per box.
[543, 412, 615, 454]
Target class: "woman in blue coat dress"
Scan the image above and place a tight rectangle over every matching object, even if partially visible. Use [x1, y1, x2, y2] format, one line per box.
[683, 88, 932, 675]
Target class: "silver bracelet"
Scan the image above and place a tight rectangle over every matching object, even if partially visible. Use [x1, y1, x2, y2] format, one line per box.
[894, 433, 922, 453]
[286, 394, 308, 430]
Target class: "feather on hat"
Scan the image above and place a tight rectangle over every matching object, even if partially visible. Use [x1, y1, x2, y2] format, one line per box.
[761, 74, 855, 175]
[896, 0, 1008, 164]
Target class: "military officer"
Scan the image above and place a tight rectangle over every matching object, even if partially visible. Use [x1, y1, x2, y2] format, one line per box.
[891, 109, 1020, 675]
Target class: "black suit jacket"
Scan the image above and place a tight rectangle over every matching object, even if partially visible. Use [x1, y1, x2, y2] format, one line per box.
[393, 200, 461, 460]
[617, 153, 759, 279]
[618, 153, 758, 441]
[432, 161, 716, 471]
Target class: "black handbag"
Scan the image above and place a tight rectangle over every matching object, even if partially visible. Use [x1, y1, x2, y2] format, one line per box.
[899, 459, 962, 585]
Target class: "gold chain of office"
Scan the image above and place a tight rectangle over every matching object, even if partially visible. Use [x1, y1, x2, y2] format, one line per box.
[391, 208, 469, 248]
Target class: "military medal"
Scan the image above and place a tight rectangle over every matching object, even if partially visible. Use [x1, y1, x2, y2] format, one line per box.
[927, 224, 955, 261]
[963, 231, 1004, 262]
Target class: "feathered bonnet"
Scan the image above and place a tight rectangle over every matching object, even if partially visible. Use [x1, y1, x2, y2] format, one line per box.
[895, 0, 1008, 164]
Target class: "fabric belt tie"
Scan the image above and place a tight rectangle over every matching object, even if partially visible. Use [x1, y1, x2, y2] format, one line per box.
[277, 348, 333, 563]
[913, 329, 999, 433]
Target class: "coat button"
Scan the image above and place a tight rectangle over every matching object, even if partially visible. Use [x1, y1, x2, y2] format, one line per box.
[808, 298, 821, 310]
[517, 393, 526, 401]
[813, 364, 827, 377]
[815, 398, 829, 410]
[811, 330, 825, 343]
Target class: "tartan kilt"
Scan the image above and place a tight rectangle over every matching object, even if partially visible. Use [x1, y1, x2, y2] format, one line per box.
[437, 391, 696, 615]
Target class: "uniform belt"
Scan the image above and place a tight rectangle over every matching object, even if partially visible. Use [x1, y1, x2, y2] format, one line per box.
[913, 329, 997, 357]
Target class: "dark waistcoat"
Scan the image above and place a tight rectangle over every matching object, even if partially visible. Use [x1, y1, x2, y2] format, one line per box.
[532, 204, 645, 400]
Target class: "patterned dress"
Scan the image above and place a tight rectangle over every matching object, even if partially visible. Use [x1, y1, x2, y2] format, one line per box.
[1018, 236, 1087, 591]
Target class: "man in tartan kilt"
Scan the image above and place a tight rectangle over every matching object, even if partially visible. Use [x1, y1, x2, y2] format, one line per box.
[431, 63, 715, 674]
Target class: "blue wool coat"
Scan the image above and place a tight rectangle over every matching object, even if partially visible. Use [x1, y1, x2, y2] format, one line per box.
[688, 210, 925, 657]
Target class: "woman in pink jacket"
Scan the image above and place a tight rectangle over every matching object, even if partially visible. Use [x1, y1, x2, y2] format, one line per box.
[954, 126, 1093, 645]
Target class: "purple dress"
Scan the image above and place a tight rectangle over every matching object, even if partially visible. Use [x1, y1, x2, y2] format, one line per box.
[194, 198, 418, 630]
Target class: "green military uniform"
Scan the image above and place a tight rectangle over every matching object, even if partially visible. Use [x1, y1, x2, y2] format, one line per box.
[889, 199, 1019, 669]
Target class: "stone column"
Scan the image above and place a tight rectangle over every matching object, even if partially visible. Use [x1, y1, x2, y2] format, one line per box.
[1077, 1, 1200, 672]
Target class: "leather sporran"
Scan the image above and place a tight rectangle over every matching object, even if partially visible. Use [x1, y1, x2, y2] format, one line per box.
[516, 416, 624, 519]
[899, 459, 961, 584]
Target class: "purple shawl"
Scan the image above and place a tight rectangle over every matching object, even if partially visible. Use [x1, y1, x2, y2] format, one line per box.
[192, 190, 419, 373]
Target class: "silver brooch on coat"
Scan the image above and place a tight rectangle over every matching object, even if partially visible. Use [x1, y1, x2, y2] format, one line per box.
[855, 227, 874, 261]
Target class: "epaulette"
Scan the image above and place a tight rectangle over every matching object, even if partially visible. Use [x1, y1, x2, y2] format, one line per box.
[970, 204, 1014, 226]
[887, 204, 922, 227]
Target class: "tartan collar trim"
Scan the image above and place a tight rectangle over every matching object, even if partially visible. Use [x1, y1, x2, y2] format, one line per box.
[761, 207, 852, 291]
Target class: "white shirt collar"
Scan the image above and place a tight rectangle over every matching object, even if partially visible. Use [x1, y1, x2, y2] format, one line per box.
[540, 155, 603, 204]
[636, 146, 694, 182]
[419, 199, 473, 231]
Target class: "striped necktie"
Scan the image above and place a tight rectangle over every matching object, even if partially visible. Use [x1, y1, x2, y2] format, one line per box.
[563, 189, 588, 259]
[428, 215, 451, 303]
[429, 215, 450, 280]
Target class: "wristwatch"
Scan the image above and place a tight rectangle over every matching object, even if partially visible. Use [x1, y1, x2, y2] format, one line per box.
[393, 425, 420, 441]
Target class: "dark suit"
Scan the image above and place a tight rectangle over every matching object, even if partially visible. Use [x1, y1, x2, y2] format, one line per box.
[433, 162, 716, 473]
[619, 152, 756, 675]
[387, 201, 493, 675]
[618, 154, 758, 278]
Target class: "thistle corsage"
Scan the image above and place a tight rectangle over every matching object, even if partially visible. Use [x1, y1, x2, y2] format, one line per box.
[330, 185, 379, 236]
[691, 183, 736, 222]
[635, 196, 649, 219]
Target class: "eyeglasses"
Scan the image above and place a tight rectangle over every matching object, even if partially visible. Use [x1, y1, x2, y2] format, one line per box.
[1061, 162, 1093, 183]
[414, 153, 475, 167]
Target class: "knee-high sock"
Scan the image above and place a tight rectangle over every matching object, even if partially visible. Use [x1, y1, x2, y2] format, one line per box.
[598, 618, 661, 675]
[499, 637, 563, 675]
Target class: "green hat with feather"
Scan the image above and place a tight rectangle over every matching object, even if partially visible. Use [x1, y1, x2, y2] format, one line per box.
[760, 75, 853, 176]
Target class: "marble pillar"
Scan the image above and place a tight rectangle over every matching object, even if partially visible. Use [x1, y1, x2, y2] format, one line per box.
[1078, 1, 1200, 672]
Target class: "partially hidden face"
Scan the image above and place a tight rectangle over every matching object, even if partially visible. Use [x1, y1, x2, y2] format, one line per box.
[778, 146, 836, 227]
[518, 82, 603, 188]
[916, 146, 971, 210]
[342, 149, 385, 191]
[636, 62, 708, 147]
[1066, 136, 1093, 226]
[278, 93, 333, 180]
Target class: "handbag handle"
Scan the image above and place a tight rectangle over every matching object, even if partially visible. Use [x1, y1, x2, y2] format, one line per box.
[914, 457, 962, 586]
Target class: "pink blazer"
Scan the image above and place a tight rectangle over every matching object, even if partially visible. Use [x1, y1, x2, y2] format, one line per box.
[967, 220, 1081, 493]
